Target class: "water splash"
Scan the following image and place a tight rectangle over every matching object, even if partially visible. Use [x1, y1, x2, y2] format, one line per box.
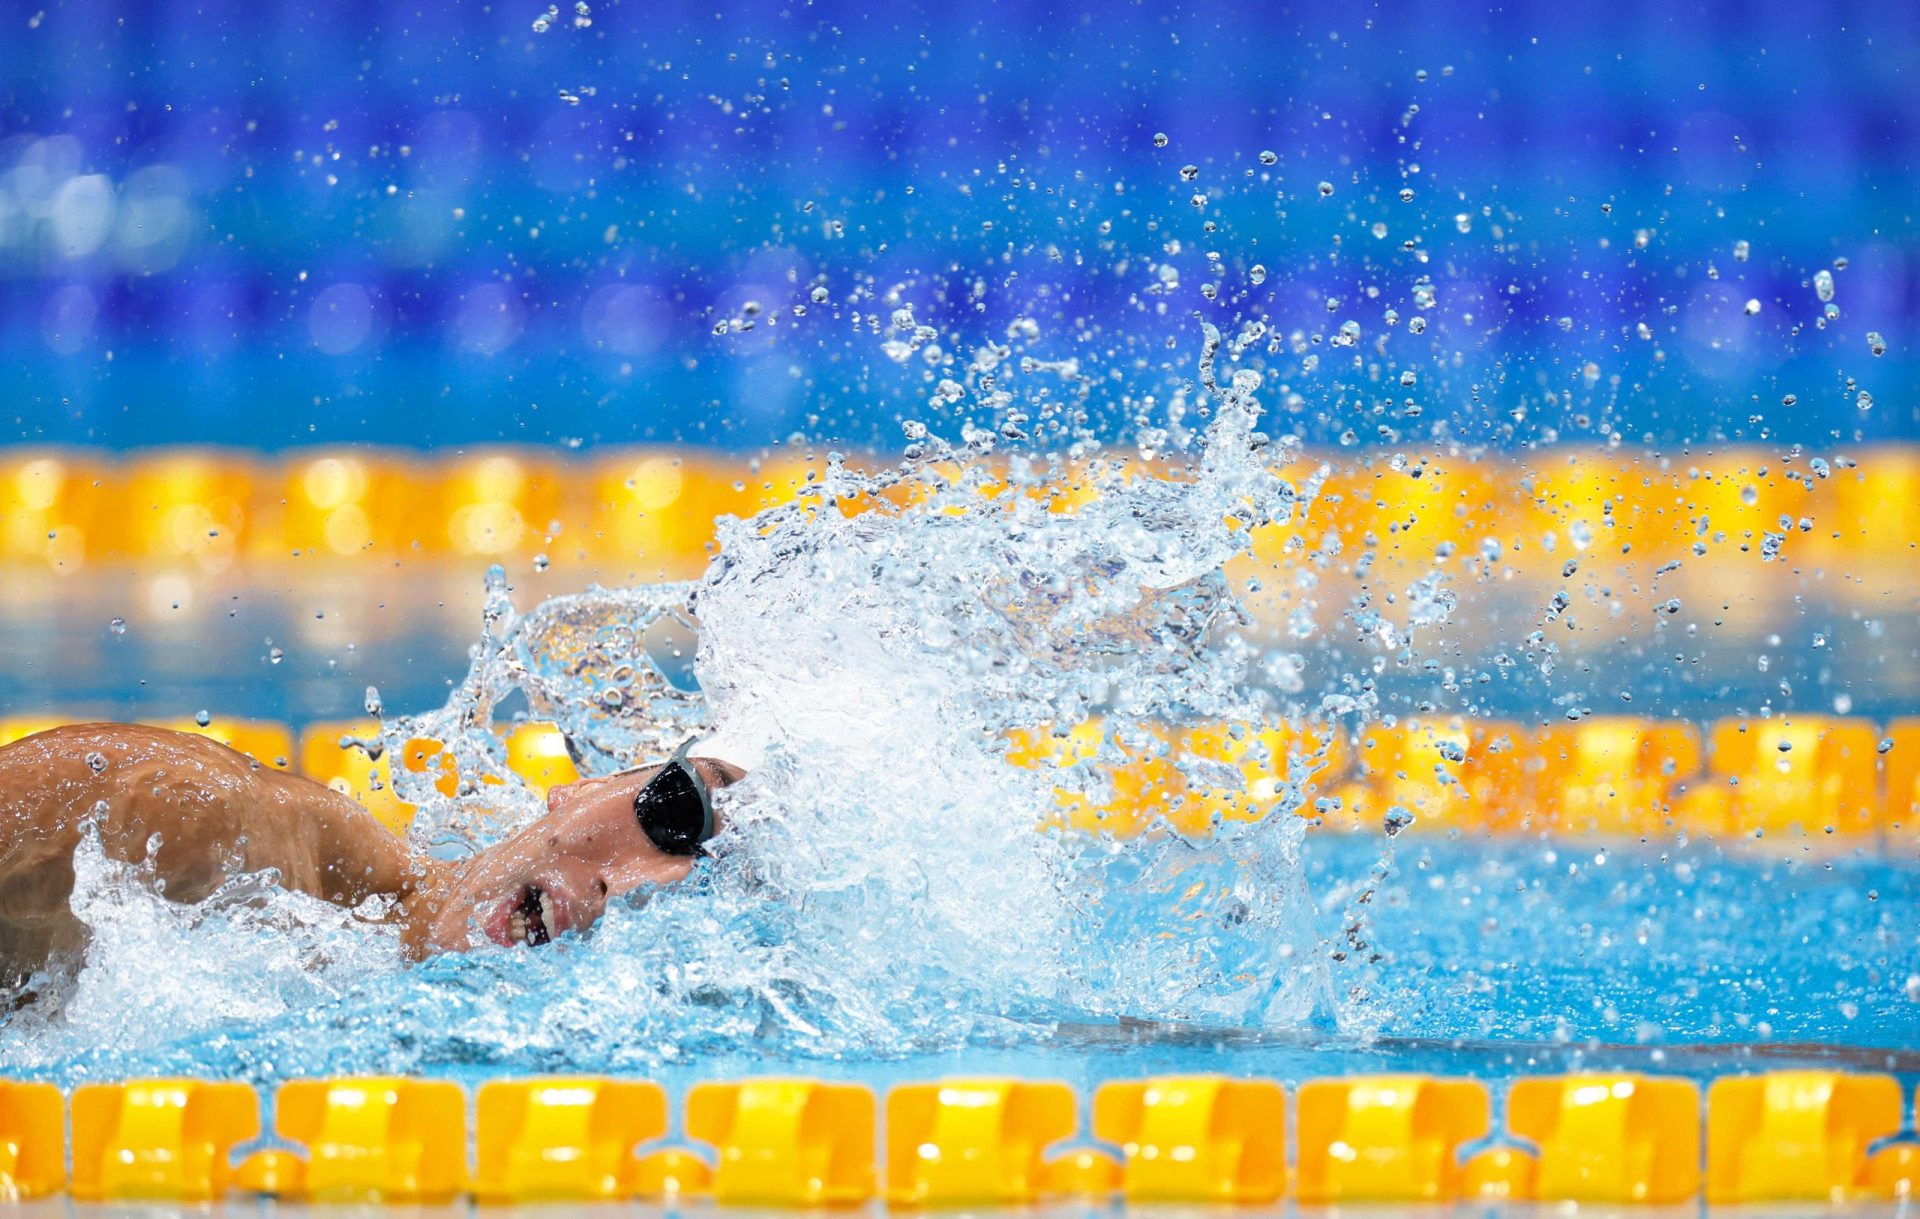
[3, 330, 1378, 1078]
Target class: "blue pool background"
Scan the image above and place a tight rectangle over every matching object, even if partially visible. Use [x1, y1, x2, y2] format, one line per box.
[1, 0, 1917, 1090]
[0, 0, 1915, 451]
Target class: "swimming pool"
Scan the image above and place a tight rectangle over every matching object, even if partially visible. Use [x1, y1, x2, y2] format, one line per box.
[1, 442, 1915, 1210]
[3, 0, 1918, 1203]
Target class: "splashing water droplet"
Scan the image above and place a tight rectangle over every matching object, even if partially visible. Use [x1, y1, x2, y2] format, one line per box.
[1317, 180, 1334, 197]
[107, 617, 127, 636]
[1866, 331, 1887, 357]
[1151, 131, 1168, 148]
[194, 710, 211, 728]
[1814, 269, 1835, 303]
[1258, 149, 1277, 166]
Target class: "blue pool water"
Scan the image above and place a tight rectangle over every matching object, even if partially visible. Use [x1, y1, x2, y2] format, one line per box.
[1, 0, 1916, 1125]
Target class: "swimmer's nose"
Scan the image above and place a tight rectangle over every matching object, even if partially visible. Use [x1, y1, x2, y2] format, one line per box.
[600, 852, 695, 899]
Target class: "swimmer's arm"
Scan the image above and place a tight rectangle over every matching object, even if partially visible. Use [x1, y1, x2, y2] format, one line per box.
[0, 724, 423, 910]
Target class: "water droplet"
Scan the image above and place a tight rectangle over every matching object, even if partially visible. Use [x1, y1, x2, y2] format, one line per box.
[1398, 187, 1415, 202]
[1258, 149, 1277, 166]
[1814, 269, 1835, 303]
[1743, 298, 1762, 316]
[194, 709, 211, 728]
[1178, 164, 1198, 182]
[1151, 131, 1168, 148]
[1733, 239, 1750, 262]
[1249, 264, 1267, 285]
[1407, 316, 1428, 334]
[1453, 212, 1471, 234]
[1857, 389, 1873, 411]
[810, 285, 830, 304]
[1867, 331, 1887, 357]
[533, 553, 551, 572]
[1383, 807, 1416, 837]
[1398, 369, 1417, 386]
[1317, 180, 1334, 197]
[85, 752, 108, 774]
[108, 617, 127, 636]
[1740, 484, 1759, 506]
[268, 645, 286, 665]
[364, 686, 384, 717]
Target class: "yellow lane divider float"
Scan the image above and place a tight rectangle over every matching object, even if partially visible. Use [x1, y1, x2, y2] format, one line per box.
[3, 446, 1919, 588]
[4, 1072, 1916, 1204]
[1, 712, 1914, 842]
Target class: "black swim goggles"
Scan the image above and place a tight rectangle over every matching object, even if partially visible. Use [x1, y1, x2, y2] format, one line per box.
[632, 736, 717, 856]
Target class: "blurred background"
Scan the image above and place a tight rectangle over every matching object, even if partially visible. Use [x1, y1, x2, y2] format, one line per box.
[0, 0, 1913, 447]
[0, 0, 1915, 729]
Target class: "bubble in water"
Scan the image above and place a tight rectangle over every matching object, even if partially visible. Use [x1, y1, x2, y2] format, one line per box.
[1151, 131, 1168, 148]
[107, 617, 127, 636]
[1814, 269, 1835, 303]
[1866, 331, 1887, 357]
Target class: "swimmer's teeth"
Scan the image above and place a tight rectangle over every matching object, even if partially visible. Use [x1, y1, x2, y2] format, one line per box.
[539, 892, 556, 937]
[509, 911, 528, 944]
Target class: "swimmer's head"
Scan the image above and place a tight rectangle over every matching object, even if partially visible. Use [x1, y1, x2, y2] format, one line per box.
[411, 750, 746, 954]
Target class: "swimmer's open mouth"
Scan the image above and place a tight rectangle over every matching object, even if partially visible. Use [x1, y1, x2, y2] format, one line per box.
[507, 885, 554, 946]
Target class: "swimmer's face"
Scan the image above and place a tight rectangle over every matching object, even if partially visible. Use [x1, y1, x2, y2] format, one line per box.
[416, 756, 745, 953]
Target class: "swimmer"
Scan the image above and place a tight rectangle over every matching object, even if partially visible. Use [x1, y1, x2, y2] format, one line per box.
[0, 723, 744, 984]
